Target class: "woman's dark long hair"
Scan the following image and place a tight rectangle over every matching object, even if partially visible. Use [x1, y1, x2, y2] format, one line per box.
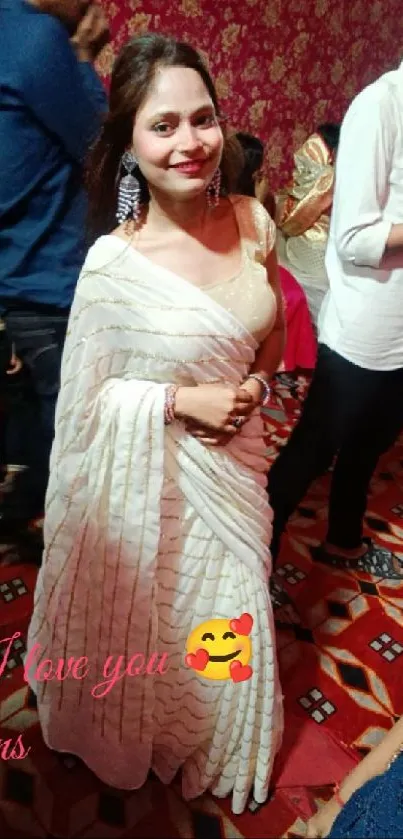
[86, 33, 243, 243]
[233, 132, 264, 197]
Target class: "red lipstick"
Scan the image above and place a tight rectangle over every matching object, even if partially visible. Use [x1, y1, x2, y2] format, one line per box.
[171, 160, 206, 175]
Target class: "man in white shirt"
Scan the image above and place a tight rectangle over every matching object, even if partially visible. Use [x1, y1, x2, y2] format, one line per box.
[269, 60, 403, 580]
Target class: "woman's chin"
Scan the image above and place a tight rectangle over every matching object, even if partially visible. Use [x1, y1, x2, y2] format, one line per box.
[169, 179, 209, 201]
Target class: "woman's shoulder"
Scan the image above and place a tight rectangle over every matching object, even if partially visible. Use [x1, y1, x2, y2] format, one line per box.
[229, 194, 276, 254]
[78, 235, 133, 281]
[229, 193, 273, 225]
[228, 193, 261, 214]
[74, 235, 131, 302]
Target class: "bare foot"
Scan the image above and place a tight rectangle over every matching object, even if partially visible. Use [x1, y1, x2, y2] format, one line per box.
[305, 798, 342, 837]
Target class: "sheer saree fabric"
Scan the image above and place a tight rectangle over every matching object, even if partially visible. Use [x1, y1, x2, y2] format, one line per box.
[27, 198, 282, 815]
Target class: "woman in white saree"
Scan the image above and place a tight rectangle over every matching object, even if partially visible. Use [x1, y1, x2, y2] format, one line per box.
[27, 34, 285, 815]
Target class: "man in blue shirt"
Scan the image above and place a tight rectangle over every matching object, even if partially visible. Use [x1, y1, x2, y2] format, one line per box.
[0, 0, 108, 540]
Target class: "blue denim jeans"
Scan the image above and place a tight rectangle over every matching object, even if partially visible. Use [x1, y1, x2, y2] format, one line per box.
[3, 307, 69, 518]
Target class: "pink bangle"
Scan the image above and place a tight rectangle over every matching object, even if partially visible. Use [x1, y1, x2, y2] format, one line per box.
[164, 384, 178, 425]
[247, 373, 271, 406]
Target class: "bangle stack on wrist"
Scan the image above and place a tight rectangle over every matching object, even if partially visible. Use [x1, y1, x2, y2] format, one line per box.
[164, 384, 178, 425]
[247, 374, 271, 406]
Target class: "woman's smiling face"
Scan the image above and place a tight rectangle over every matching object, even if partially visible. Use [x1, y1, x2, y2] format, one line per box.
[132, 65, 224, 202]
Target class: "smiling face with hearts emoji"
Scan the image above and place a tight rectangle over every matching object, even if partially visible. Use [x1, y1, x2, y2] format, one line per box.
[185, 613, 253, 681]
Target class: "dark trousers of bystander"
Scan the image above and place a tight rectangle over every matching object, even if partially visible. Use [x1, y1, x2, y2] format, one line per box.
[268, 344, 403, 563]
[1, 304, 69, 521]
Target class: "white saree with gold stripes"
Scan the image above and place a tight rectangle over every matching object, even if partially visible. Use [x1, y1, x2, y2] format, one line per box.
[27, 234, 283, 814]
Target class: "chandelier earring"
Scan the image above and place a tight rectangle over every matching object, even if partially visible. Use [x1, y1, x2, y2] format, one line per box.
[116, 150, 141, 224]
[207, 168, 221, 208]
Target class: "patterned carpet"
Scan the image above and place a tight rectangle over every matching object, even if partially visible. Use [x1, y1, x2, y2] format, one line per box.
[1, 373, 402, 838]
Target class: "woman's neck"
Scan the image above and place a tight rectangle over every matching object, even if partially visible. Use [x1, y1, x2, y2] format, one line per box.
[146, 190, 211, 235]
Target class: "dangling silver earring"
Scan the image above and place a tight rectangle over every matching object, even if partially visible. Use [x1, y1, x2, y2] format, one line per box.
[207, 168, 221, 208]
[116, 150, 141, 224]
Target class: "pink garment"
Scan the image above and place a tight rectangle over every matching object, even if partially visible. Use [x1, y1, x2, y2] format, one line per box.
[279, 265, 317, 371]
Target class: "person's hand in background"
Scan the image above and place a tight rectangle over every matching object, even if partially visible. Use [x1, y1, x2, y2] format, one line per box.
[71, 3, 110, 63]
[6, 351, 22, 376]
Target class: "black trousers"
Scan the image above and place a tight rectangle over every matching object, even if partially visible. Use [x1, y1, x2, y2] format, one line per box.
[2, 305, 69, 519]
[0, 330, 35, 473]
[268, 344, 403, 562]
[0, 329, 13, 476]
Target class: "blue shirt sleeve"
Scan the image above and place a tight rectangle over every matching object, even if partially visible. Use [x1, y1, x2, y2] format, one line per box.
[18, 14, 107, 164]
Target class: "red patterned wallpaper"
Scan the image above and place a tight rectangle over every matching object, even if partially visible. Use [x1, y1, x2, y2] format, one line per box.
[97, 0, 402, 190]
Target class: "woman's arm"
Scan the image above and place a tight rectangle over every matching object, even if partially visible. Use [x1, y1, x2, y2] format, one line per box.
[175, 247, 285, 444]
[241, 246, 286, 404]
[306, 717, 403, 837]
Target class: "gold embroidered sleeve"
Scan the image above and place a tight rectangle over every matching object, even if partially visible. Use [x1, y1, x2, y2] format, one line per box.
[250, 198, 277, 259]
[279, 167, 334, 237]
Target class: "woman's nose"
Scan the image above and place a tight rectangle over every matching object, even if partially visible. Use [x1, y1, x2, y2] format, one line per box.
[177, 122, 202, 150]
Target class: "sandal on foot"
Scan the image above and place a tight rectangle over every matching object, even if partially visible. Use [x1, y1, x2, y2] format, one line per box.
[270, 577, 301, 626]
[312, 537, 403, 580]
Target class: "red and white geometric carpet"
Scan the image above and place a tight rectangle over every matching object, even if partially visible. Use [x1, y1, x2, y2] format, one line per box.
[1, 374, 402, 837]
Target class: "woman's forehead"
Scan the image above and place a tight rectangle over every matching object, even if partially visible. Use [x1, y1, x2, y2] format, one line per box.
[138, 66, 213, 117]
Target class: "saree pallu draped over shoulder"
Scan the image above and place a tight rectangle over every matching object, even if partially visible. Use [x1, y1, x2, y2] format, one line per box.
[27, 231, 283, 815]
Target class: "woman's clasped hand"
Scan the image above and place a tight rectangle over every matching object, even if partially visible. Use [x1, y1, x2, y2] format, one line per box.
[175, 382, 258, 445]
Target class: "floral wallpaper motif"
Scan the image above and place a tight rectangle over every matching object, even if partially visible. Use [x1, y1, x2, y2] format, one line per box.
[98, 0, 401, 190]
